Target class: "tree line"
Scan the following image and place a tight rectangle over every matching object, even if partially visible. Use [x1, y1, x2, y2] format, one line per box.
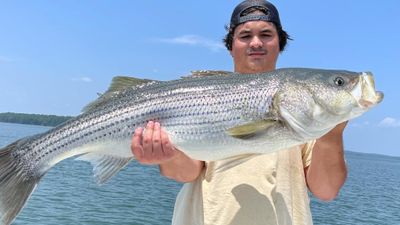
[0, 112, 74, 127]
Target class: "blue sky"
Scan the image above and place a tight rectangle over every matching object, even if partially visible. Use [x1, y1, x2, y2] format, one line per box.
[0, 1, 399, 156]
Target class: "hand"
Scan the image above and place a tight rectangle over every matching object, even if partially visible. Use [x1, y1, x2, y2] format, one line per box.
[131, 121, 179, 165]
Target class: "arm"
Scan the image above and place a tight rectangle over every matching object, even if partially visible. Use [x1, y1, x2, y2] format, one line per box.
[305, 122, 348, 201]
[131, 121, 204, 183]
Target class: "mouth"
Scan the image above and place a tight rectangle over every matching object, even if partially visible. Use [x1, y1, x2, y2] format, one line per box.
[351, 72, 384, 109]
[247, 49, 267, 57]
[249, 52, 266, 56]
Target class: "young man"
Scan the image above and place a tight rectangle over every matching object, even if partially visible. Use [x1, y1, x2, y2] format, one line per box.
[131, 1, 348, 224]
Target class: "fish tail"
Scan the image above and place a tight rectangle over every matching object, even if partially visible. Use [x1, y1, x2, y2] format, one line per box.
[0, 142, 39, 225]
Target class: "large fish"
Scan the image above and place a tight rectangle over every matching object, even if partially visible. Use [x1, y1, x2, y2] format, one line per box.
[0, 68, 383, 224]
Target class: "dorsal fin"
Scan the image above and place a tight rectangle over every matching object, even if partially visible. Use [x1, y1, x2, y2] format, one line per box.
[182, 70, 233, 78]
[190, 70, 233, 77]
[82, 76, 155, 113]
[107, 76, 155, 93]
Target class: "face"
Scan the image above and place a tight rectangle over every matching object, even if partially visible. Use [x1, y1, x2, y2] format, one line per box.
[230, 21, 280, 74]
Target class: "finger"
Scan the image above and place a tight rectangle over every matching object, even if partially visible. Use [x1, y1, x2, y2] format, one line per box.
[160, 127, 175, 158]
[142, 121, 154, 161]
[131, 127, 144, 160]
[152, 122, 163, 160]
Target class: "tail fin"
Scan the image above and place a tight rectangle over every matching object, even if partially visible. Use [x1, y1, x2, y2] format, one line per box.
[0, 142, 39, 225]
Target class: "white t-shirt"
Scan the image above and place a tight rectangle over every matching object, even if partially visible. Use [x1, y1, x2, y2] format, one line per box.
[172, 141, 315, 225]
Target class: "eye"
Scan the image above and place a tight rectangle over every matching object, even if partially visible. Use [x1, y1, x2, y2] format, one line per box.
[239, 35, 251, 40]
[261, 34, 272, 38]
[334, 77, 345, 87]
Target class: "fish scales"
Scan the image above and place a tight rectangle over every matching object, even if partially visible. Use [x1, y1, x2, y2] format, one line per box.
[12, 74, 277, 178]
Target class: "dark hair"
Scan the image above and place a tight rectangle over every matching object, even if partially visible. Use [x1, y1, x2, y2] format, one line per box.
[223, 7, 292, 51]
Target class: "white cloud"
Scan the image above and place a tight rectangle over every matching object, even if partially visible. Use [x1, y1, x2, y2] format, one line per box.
[378, 117, 400, 128]
[154, 35, 225, 52]
[72, 77, 93, 83]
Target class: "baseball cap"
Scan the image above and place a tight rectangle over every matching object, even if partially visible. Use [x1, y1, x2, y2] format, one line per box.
[230, 0, 282, 29]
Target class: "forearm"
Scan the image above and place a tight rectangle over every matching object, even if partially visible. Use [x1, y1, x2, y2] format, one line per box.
[306, 123, 348, 201]
[159, 151, 205, 183]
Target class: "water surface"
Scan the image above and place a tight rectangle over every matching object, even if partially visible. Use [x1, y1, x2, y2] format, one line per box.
[0, 122, 399, 225]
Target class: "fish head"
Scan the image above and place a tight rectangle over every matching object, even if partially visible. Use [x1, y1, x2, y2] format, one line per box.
[308, 70, 383, 120]
[275, 69, 383, 139]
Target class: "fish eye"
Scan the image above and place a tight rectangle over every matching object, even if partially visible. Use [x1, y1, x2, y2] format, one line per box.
[334, 77, 345, 87]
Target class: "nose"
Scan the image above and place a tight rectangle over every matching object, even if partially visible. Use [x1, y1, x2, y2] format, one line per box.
[249, 36, 263, 48]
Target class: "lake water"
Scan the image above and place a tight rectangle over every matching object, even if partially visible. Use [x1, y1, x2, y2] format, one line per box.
[0, 122, 399, 225]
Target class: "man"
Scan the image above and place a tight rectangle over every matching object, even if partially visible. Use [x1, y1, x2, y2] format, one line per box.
[131, 1, 348, 224]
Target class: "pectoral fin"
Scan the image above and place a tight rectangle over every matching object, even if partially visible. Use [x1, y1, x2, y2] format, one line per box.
[226, 120, 277, 139]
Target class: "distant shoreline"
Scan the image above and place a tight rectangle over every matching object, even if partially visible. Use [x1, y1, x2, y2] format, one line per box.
[0, 112, 74, 127]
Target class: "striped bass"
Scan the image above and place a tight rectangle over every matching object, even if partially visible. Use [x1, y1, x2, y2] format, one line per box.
[0, 68, 383, 224]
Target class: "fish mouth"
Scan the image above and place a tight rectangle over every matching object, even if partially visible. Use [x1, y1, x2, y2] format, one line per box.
[351, 72, 384, 109]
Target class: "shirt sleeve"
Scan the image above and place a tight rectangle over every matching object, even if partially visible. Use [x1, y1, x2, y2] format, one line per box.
[302, 140, 316, 168]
